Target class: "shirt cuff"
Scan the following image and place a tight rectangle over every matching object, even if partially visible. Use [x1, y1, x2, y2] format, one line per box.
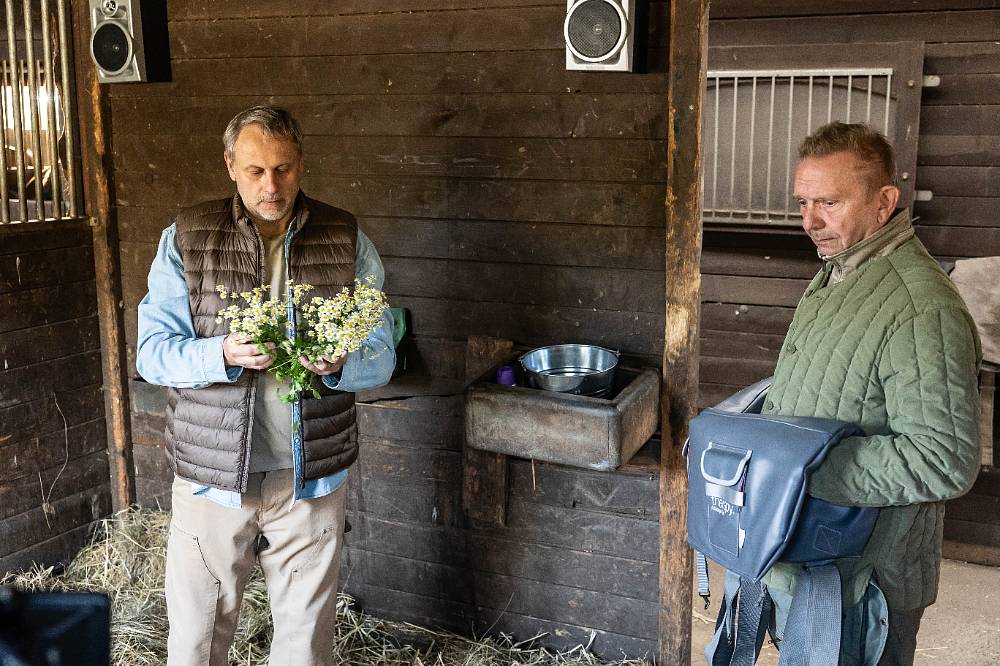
[321, 371, 344, 390]
[203, 335, 240, 384]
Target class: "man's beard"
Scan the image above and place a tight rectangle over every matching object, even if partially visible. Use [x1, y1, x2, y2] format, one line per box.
[248, 196, 293, 223]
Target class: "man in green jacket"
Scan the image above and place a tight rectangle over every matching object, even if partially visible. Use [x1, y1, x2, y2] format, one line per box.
[762, 122, 981, 665]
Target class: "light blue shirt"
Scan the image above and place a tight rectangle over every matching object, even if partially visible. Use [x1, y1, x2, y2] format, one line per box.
[136, 217, 394, 508]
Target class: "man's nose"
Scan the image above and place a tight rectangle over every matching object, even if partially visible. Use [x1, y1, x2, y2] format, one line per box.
[801, 204, 821, 232]
[261, 170, 278, 192]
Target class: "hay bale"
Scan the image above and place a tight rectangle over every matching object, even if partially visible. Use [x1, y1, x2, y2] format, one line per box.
[0, 509, 652, 666]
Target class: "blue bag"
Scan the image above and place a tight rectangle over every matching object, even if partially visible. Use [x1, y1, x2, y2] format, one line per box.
[685, 379, 879, 666]
[686, 408, 875, 582]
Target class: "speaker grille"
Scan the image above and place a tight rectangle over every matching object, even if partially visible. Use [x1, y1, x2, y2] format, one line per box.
[92, 22, 132, 74]
[566, 0, 623, 60]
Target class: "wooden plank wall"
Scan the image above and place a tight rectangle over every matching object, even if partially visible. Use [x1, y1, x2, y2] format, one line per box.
[705, 1, 1000, 559]
[0, 221, 112, 572]
[347, 393, 661, 655]
[110, 0, 1000, 654]
[115, 1, 670, 656]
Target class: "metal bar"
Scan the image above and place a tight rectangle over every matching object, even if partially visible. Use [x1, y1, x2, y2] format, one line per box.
[710, 67, 893, 78]
[845, 74, 852, 122]
[747, 76, 756, 220]
[5, 0, 28, 223]
[41, 0, 61, 219]
[36, 62, 56, 218]
[827, 75, 833, 123]
[23, 0, 46, 221]
[702, 65, 900, 222]
[865, 74, 873, 123]
[883, 72, 892, 137]
[0, 61, 9, 223]
[806, 75, 813, 136]
[712, 76, 719, 213]
[57, 0, 76, 216]
[765, 74, 775, 220]
[784, 75, 794, 220]
[729, 76, 737, 220]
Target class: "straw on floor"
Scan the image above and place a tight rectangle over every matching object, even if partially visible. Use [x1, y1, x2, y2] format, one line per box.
[0, 509, 653, 666]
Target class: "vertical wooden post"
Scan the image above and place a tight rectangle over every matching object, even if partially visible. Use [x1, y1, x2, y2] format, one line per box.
[70, 2, 135, 510]
[659, 0, 707, 664]
[462, 335, 513, 527]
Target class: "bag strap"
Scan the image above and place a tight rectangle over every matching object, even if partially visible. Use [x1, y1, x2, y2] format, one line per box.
[704, 564, 842, 666]
[731, 578, 772, 666]
[777, 564, 842, 666]
[695, 550, 711, 608]
[704, 571, 772, 666]
[705, 569, 740, 666]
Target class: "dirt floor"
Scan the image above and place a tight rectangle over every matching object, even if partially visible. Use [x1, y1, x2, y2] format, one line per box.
[689, 558, 1000, 665]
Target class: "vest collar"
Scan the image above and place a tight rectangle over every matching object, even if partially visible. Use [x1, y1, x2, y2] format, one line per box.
[823, 209, 913, 284]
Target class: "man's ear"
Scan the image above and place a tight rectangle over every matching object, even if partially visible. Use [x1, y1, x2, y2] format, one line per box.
[877, 184, 901, 223]
[224, 151, 236, 182]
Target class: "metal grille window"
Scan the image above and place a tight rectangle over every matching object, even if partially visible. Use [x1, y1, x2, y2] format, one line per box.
[1, 0, 79, 224]
[702, 44, 924, 228]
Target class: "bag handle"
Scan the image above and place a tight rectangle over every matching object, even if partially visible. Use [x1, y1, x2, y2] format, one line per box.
[700, 443, 751, 486]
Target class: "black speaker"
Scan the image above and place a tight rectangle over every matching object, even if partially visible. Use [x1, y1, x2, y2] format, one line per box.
[89, 0, 170, 83]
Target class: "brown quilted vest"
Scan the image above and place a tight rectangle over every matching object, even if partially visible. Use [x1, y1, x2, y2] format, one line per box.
[164, 193, 358, 492]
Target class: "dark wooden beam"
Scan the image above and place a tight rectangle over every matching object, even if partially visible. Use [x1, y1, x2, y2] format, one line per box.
[659, 0, 707, 664]
[462, 335, 513, 528]
[71, 1, 135, 511]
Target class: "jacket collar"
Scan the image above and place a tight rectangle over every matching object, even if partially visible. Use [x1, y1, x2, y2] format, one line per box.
[823, 208, 913, 284]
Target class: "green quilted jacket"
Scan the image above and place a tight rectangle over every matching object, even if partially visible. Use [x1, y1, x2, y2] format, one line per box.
[761, 211, 981, 610]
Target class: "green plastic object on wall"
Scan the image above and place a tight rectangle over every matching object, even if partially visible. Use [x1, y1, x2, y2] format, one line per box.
[388, 307, 408, 376]
[389, 307, 406, 348]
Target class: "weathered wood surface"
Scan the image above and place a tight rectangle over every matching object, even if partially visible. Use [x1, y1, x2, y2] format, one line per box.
[943, 466, 1000, 562]
[710, 10, 1000, 45]
[466, 369, 660, 470]
[112, 93, 668, 140]
[344, 399, 662, 659]
[710, 1, 1000, 18]
[0, 486, 112, 561]
[0, 220, 110, 571]
[72, 0, 134, 511]
[660, 1, 707, 663]
[461, 336, 513, 528]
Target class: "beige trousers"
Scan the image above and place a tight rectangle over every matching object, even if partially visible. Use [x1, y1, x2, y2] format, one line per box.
[165, 470, 346, 666]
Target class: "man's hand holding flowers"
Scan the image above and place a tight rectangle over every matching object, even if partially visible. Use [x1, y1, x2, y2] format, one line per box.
[298, 352, 347, 377]
[223, 333, 276, 370]
[216, 277, 389, 401]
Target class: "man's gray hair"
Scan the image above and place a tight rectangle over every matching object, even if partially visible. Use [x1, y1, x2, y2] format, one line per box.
[223, 105, 303, 159]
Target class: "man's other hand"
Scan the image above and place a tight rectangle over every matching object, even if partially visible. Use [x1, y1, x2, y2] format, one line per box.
[299, 353, 347, 376]
[223, 334, 275, 370]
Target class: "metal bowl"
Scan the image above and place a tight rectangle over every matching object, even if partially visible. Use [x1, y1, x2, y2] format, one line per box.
[519, 344, 619, 397]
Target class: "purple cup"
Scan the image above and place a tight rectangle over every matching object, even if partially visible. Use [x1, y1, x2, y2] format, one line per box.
[496, 365, 516, 386]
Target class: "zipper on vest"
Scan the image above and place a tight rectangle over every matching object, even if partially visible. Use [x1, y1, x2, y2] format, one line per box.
[284, 216, 308, 496]
[238, 219, 267, 494]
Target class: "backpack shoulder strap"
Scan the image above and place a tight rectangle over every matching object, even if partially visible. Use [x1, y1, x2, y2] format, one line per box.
[777, 564, 842, 666]
[704, 571, 772, 666]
